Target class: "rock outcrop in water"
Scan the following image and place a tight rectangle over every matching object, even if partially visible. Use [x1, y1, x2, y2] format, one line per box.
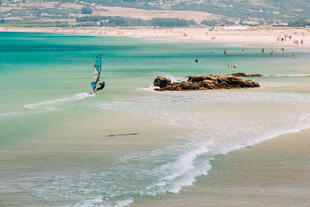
[153, 76, 172, 88]
[231, 72, 264, 77]
[154, 74, 260, 91]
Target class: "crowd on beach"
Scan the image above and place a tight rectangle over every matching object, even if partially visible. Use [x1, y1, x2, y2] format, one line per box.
[276, 32, 305, 46]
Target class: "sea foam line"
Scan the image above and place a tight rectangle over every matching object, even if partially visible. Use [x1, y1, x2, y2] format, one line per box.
[24, 92, 94, 111]
[163, 144, 210, 182]
[161, 143, 212, 193]
[0, 112, 20, 119]
[219, 112, 310, 156]
[72, 196, 133, 207]
[164, 113, 310, 196]
[267, 73, 310, 77]
[147, 112, 310, 198]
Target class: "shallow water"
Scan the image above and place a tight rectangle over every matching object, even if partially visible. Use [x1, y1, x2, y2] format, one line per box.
[1, 32, 310, 207]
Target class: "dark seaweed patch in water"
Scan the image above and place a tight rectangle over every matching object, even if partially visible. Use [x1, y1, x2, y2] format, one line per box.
[106, 133, 139, 137]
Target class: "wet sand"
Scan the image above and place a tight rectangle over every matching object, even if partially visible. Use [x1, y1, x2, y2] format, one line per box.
[133, 129, 310, 207]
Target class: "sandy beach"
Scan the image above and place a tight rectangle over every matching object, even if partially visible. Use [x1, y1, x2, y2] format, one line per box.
[1, 26, 310, 47]
[133, 128, 310, 207]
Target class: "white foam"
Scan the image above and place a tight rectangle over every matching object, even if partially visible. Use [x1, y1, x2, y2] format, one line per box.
[163, 144, 210, 181]
[163, 112, 310, 194]
[164, 144, 211, 193]
[138, 86, 158, 92]
[0, 112, 19, 119]
[216, 112, 310, 156]
[134, 142, 214, 196]
[114, 199, 133, 207]
[169, 160, 211, 194]
[158, 73, 187, 83]
[73, 196, 103, 207]
[24, 97, 70, 110]
[267, 74, 310, 77]
[24, 92, 94, 111]
[68, 194, 132, 207]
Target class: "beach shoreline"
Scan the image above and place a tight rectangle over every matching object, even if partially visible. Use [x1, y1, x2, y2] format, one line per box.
[1, 26, 310, 48]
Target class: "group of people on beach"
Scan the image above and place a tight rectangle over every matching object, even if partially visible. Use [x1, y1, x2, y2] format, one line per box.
[276, 33, 305, 46]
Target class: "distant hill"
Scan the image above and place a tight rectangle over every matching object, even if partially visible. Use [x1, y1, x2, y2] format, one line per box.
[0, 0, 309, 27]
[67, 0, 310, 22]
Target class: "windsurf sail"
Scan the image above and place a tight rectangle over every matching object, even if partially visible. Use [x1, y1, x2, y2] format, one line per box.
[91, 55, 102, 84]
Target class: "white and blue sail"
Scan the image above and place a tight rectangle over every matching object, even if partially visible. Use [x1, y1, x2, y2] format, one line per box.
[91, 55, 102, 84]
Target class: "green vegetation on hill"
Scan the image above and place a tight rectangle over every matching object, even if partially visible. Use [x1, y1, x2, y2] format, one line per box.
[288, 18, 310, 27]
[76, 16, 197, 27]
[0, 0, 309, 27]
[151, 18, 196, 27]
[81, 6, 93, 14]
[71, 0, 310, 23]
[201, 19, 234, 27]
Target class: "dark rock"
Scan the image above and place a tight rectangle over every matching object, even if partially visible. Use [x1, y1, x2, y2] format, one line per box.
[247, 74, 264, 77]
[154, 76, 172, 88]
[154, 74, 260, 91]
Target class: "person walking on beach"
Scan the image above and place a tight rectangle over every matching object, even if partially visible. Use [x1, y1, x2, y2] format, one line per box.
[262, 48, 265, 53]
[224, 49, 227, 55]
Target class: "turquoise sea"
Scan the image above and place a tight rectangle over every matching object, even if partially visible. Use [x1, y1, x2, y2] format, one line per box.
[1, 32, 310, 207]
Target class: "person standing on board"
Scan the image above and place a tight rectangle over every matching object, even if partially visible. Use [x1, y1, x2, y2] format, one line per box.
[91, 55, 103, 94]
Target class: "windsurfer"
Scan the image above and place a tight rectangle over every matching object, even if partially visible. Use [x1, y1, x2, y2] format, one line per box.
[91, 55, 103, 94]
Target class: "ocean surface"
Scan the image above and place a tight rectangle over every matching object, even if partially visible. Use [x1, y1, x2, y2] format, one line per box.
[1, 32, 310, 207]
